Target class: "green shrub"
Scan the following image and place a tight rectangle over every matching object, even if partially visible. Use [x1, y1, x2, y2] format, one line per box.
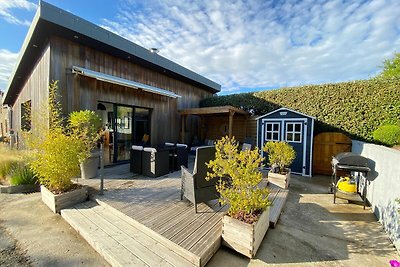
[9, 163, 38, 186]
[27, 81, 87, 193]
[30, 131, 85, 192]
[0, 144, 30, 181]
[201, 79, 400, 142]
[0, 160, 20, 181]
[69, 110, 102, 159]
[206, 136, 270, 223]
[263, 141, 296, 174]
[373, 124, 400, 146]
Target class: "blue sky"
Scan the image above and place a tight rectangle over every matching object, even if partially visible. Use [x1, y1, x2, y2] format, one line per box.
[0, 0, 399, 94]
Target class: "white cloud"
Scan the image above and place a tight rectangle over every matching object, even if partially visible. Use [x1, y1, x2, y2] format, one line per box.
[0, 49, 19, 91]
[104, 0, 400, 93]
[0, 0, 37, 26]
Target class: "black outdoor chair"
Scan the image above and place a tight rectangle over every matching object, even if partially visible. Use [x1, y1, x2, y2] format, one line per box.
[142, 147, 170, 178]
[176, 143, 188, 170]
[130, 145, 143, 174]
[180, 146, 219, 213]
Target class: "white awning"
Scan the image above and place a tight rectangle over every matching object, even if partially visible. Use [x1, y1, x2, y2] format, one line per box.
[71, 66, 181, 99]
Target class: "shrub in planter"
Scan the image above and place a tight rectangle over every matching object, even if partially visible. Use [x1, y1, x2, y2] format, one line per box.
[26, 81, 88, 212]
[206, 136, 271, 258]
[263, 141, 296, 189]
[69, 110, 102, 179]
[30, 130, 86, 193]
[373, 124, 400, 147]
[9, 163, 37, 186]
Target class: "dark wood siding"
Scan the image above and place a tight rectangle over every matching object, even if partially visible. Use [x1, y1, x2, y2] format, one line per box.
[49, 36, 213, 145]
[11, 44, 50, 141]
[204, 115, 249, 142]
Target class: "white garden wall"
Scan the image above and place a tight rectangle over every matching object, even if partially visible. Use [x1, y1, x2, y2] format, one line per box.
[352, 140, 400, 253]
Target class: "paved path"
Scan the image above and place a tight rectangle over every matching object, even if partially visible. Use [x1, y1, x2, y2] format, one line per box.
[207, 175, 399, 266]
[0, 192, 109, 267]
[0, 175, 398, 266]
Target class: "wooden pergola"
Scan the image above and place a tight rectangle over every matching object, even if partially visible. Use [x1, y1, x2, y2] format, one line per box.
[178, 105, 249, 143]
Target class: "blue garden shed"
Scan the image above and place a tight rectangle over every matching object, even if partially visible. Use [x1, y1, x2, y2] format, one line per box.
[256, 107, 315, 177]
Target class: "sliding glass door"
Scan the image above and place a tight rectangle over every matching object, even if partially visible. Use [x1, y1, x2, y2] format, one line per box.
[116, 105, 133, 161]
[98, 101, 150, 165]
[133, 108, 150, 146]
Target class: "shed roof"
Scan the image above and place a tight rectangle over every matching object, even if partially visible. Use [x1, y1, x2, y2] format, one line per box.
[256, 107, 316, 120]
[3, 1, 221, 105]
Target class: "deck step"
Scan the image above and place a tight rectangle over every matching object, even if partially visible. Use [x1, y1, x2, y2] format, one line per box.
[61, 201, 196, 267]
[269, 188, 289, 228]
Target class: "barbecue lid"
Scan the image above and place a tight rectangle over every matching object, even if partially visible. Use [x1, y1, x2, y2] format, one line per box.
[332, 152, 370, 167]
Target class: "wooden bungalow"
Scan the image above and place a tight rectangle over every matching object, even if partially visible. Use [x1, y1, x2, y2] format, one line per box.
[2, 1, 220, 165]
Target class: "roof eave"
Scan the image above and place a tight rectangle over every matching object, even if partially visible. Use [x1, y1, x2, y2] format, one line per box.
[3, 7, 41, 105]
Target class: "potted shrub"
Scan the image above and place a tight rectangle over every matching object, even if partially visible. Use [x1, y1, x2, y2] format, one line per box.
[263, 141, 296, 189]
[26, 81, 89, 213]
[207, 136, 271, 258]
[69, 110, 102, 179]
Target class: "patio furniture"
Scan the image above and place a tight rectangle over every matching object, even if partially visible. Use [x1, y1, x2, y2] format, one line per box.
[161, 143, 189, 172]
[181, 146, 218, 213]
[242, 143, 252, 151]
[142, 147, 170, 178]
[176, 143, 188, 170]
[130, 145, 143, 174]
[189, 139, 214, 154]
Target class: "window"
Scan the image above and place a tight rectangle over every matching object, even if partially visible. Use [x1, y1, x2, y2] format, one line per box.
[21, 100, 31, 131]
[265, 122, 280, 141]
[286, 122, 302, 142]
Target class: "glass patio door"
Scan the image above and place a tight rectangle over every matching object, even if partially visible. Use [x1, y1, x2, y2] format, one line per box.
[133, 108, 150, 145]
[115, 105, 133, 162]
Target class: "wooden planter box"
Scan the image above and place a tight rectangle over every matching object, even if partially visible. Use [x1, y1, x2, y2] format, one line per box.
[0, 184, 40, 194]
[268, 169, 291, 189]
[222, 207, 270, 258]
[40, 185, 88, 213]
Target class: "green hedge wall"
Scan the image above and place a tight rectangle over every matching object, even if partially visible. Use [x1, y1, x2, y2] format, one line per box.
[200, 79, 400, 142]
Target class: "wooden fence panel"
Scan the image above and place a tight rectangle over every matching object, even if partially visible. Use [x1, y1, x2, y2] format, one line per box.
[313, 132, 352, 175]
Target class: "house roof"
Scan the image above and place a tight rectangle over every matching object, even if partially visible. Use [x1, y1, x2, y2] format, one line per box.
[3, 1, 221, 105]
[256, 107, 316, 120]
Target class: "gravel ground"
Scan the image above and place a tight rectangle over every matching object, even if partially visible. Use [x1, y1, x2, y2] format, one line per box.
[0, 192, 109, 267]
[0, 225, 31, 267]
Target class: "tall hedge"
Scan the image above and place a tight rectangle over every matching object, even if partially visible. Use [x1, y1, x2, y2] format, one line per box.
[200, 79, 400, 142]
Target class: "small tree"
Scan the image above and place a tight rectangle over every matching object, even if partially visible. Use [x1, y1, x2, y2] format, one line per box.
[27, 81, 87, 193]
[378, 52, 400, 79]
[263, 141, 296, 174]
[206, 136, 270, 224]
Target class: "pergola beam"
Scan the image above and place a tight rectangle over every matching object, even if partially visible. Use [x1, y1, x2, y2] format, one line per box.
[178, 105, 248, 116]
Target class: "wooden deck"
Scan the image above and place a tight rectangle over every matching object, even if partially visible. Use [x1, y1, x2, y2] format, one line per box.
[72, 163, 289, 266]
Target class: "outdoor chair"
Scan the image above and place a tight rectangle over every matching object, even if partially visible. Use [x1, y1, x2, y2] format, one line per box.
[176, 143, 188, 170]
[190, 139, 214, 154]
[181, 146, 219, 213]
[242, 143, 252, 151]
[130, 145, 143, 174]
[142, 147, 170, 178]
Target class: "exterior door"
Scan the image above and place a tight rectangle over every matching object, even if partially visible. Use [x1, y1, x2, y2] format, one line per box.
[283, 121, 306, 175]
[262, 119, 307, 175]
[115, 105, 133, 162]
